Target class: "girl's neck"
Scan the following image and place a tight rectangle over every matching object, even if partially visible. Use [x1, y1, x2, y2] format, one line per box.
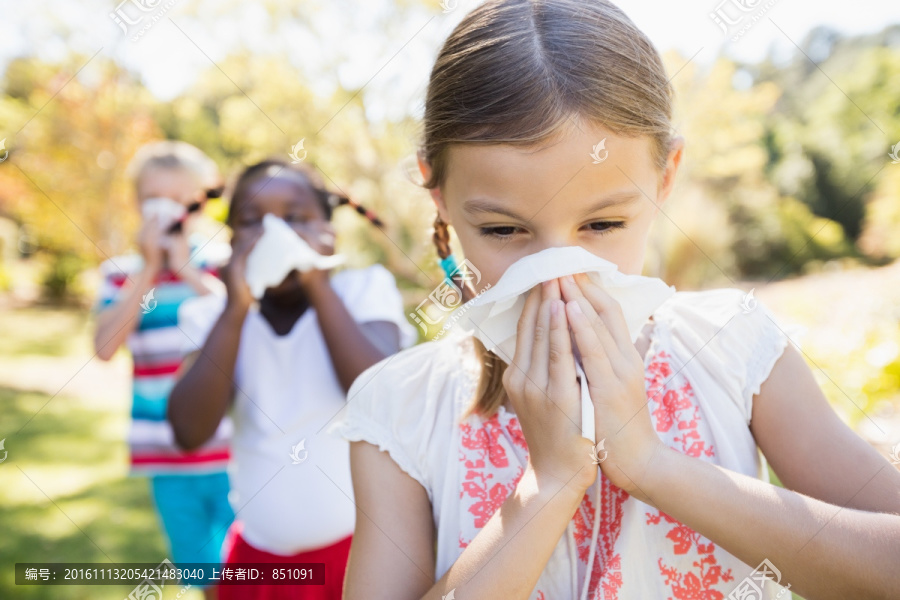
[259, 291, 310, 336]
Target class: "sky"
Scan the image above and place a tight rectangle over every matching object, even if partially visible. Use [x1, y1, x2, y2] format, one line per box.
[1, 0, 899, 124]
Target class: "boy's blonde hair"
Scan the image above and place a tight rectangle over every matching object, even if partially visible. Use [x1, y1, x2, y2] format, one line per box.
[420, 0, 675, 418]
[126, 140, 221, 197]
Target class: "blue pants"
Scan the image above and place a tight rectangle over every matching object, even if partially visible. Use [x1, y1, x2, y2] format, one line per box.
[150, 471, 235, 588]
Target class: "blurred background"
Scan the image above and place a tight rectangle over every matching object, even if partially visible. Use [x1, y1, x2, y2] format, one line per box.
[0, 0, 899, 597]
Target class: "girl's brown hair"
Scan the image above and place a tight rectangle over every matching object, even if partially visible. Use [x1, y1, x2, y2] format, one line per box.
[420, 0, 675, 418]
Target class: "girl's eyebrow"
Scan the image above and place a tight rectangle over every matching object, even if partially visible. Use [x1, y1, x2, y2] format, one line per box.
[462, 199, 524, 220]
[463, 190, 642, 220]
[577, 191, 642, 218]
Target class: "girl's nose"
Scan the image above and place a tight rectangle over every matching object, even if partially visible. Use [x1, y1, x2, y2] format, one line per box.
[534, 235, 577, 254]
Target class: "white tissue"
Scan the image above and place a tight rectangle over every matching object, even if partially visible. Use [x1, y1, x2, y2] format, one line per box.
[244, 213, 344, 298]
[142, 197, 187, 228]
[450, 246, 676, 442]
[142, 197, 186, 248]
[141, 198, 187, 249]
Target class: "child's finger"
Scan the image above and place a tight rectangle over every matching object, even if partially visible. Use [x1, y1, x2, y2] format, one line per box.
[573, 272, 631, 350]
[547, 299, 579, 419]
[566, 300, 615, 385]
[235, 228, 264, 259]
[528, 278, 562, 392]
[560, 274, 619, 365]
[527, 294, 553, 393]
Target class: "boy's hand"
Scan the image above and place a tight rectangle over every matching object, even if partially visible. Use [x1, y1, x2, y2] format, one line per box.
[138, 216, 164, 273]
[166, 231, 193, 273]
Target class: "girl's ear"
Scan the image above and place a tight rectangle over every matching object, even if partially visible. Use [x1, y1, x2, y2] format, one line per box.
[657, 136, 685, 209]
[417, 150, 450, 223]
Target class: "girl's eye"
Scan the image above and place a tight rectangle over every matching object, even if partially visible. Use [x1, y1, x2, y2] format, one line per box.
[284, 213, 311, 224]
[237, 217, 262, 228]
[479, 226, 520, 238]
[587, 221, 626, 234]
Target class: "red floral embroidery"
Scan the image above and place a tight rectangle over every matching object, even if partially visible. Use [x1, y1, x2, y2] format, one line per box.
[572, 477, 629, 599]
[646, 351, 714, 459]
[644, 350, 733, 599]
[647, 511, 734, 599]
[455, 350, 737, 598]
[459, 411, 525, 537]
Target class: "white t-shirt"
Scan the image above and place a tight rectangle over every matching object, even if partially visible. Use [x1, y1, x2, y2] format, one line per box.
[179, 264, 416, 555]
[329, 288, 795, 599]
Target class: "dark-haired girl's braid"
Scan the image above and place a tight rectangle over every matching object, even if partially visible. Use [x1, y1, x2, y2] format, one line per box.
[432, 213, 476, 303]
[327, 193, 384, 228]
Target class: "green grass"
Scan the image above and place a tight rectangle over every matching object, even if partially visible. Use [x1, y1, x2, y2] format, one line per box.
[0, 305, 90, 359]
[0, 306, 201, 599]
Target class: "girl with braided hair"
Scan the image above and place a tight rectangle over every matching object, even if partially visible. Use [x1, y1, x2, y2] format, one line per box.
[329, 1, 900, 599]
[168, 158, 415, 600]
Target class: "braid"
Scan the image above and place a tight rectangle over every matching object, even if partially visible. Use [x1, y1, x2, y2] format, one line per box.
[327, 193, 384, 228]
[432, 213, 476, 303]
[432, 213, 507, 420]
[432, 212, 453, 260]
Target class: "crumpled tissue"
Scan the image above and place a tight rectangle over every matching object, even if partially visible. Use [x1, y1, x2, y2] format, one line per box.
[450, 246, 676, 442]
[245, 213, 343, 299]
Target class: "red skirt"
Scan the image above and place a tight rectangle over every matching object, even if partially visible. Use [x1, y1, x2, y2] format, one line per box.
[217, 522, 352, 600]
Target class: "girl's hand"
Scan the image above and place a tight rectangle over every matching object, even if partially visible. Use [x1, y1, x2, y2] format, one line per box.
[560, 273, 664, 501]
[297, 267, 330, 295]
[502, 279, 597, 495]
[222, 229, 263, 317]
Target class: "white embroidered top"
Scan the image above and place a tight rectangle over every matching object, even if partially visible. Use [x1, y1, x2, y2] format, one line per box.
[329, 288, 795, 599]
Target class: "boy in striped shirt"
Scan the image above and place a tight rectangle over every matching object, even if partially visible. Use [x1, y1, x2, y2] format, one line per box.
[93, 141, 233, 599]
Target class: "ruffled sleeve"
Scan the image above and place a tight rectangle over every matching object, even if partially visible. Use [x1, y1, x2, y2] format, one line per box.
[327, 335, 471, 502]
[654, 288, 791, 424]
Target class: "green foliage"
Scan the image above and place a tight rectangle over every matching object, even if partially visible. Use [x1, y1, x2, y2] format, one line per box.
[39, 252, 86, 303]
[1, 23, 900, 296]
